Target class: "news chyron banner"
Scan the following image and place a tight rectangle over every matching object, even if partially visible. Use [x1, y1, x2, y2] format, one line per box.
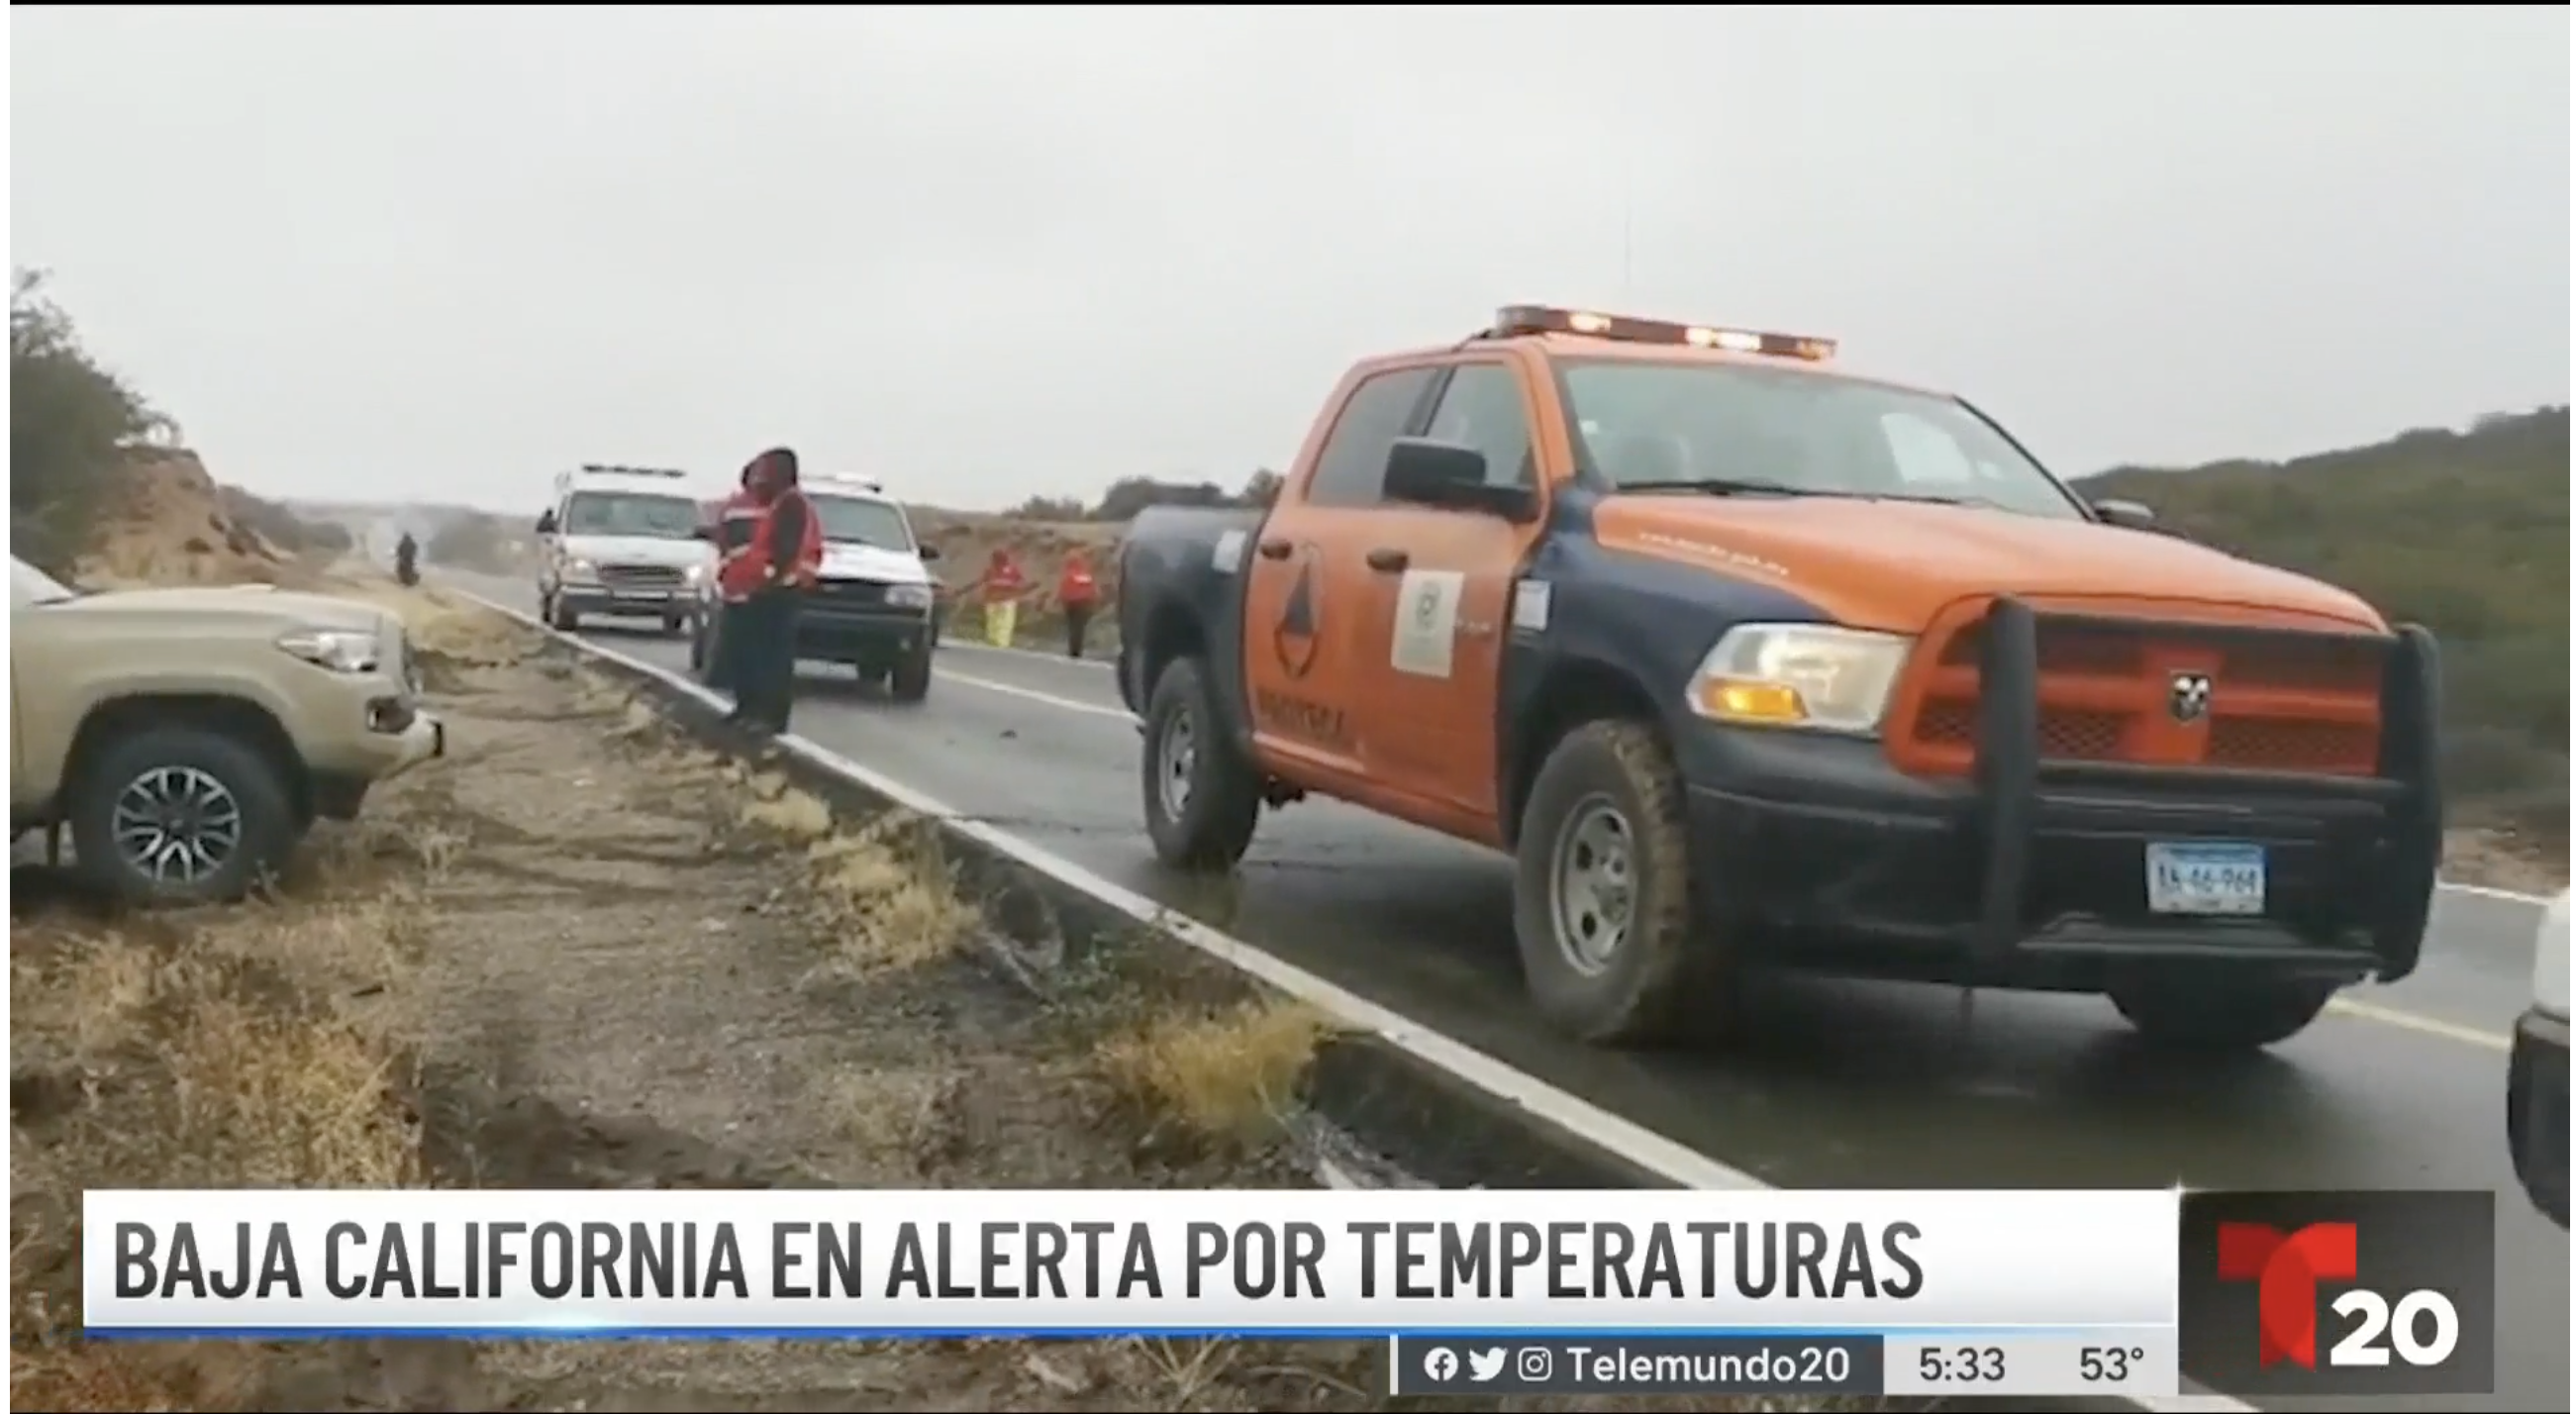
[85, 1187, 2496, 1400]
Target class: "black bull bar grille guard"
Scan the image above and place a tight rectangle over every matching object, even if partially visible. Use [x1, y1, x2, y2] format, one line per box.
[1966, 596, 2444, 984]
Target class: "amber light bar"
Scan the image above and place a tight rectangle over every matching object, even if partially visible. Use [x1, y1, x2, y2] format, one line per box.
[1492, 304, 1837, 362]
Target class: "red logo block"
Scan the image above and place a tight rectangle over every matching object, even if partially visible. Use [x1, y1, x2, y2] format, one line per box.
[2215, 1220, 2359, 1367]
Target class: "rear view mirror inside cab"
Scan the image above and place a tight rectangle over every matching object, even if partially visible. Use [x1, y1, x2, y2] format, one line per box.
[1381, 437, 1535, 520]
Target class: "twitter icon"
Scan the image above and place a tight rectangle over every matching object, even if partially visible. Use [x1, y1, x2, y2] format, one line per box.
[1468, 1347, 1508, 1382]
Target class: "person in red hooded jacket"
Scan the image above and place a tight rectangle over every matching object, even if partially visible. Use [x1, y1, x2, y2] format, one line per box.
[725, 448, 823, 734]
[1057, 549, 1101, 658]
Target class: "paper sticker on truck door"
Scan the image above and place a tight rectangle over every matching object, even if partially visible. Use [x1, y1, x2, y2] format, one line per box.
[1390, 569, 1464, 679]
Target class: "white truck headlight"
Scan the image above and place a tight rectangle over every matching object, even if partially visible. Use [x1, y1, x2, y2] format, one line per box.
[1689, 623, 1911, 735]
[2534, 892, 2570, 1021]
[886, 583, 934, 610]
[276, 627, 381, 674]
[564, 556, 597, 581]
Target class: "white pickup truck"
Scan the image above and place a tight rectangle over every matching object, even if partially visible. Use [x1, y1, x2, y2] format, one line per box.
[2509, 890, 2568, 1229]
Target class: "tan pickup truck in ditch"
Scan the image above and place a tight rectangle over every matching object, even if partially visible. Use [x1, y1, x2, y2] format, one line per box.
[9, 556, 447, 906]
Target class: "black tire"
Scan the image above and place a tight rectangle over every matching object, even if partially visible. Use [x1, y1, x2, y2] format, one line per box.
[2109, 972, 2337, 1054]
[687, 617, 708, 671]
[549, 595, 579, 632]
[1140, 656, 1260, 870]
[70, 725, 300, 908]
[888, 647, 932, 703]
[1512, 719, 1730, 1047]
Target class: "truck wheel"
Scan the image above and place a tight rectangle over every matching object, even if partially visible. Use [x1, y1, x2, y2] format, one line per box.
[70, 726, 299, 908]
[888, 649, 932, 703]
[549, 597, 579, 632]
[2109, 972, 2337, 1054]
[1513, 720, 1723, 1047]
[1142, 656, 1260, 870]
[687, 618, 708, 671]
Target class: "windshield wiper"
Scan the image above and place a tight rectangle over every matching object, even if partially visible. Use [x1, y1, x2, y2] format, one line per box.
[1870, 490, 2014, 512]
[1616, 477, 1827, 498]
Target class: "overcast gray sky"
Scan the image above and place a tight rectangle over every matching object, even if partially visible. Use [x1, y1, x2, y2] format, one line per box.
[12, 5, 2569, 512]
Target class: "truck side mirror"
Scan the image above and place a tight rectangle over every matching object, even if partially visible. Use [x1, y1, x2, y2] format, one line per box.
[2090, 498, 2157, 531]
[689, 524, 712, 542]
[918, 545, 942, 562]
[536, 511, 558, 537]
[1382, 437, 1535, 521]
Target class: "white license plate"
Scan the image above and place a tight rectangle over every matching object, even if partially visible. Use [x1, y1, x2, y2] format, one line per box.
[2145, 842, 2267, 916]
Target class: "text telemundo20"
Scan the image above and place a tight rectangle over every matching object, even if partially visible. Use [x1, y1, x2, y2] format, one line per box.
[86, 1186, 2494, 1398]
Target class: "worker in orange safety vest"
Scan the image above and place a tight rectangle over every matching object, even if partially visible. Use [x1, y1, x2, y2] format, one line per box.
[724, 448, 825, 734]
[981, 547, 1028, 649]
[702, 462, 768, 692]
[1057, 549, 1101, 659]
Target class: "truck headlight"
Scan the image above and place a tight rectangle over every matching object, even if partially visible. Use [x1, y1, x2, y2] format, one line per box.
[1688, 623, 1911, 736]
[276, 627, 382, 674]
[886, 583, 934, 610]
[684, 562, 708, 586]
[564, 556, 597, 581]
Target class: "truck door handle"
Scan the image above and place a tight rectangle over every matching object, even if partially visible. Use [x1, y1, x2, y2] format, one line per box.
[1257, 538, 1294, 560]
[1365, 548, 1410, 573]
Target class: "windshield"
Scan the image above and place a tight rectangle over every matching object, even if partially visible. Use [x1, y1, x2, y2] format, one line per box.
[561, 491, 700, 539]
[11, 557, 78, 607]
[1557, 359, 2087, 520]
[811, 495, 916, 553]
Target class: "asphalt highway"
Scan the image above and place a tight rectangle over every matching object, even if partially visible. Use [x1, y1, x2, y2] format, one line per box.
[463, 578, 2565, 1413]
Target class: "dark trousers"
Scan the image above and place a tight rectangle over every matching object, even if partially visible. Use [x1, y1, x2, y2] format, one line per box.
[706, 600, 746, 691]
[1064, 601, 1095, 658]
[730, 590, 803, 732]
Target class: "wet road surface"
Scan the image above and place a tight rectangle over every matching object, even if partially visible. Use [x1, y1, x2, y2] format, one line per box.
[467, 581, 2565, 1413]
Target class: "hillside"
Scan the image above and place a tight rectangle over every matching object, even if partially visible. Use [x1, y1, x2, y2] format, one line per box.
[2082, 407, 2568, 853]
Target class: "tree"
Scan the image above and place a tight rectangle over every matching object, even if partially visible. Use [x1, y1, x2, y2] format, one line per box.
[11, 270, 169, 572]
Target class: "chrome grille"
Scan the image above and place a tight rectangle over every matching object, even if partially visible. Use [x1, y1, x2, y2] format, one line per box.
[814, 578, 892, 607]
[599, 563, 686, 589]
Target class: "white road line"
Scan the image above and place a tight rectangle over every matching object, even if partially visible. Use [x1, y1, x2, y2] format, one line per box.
[936, 666, 1137, 722]
[941, 640, 1117, 671]
[2325, 997, 2513, 1053]
[464, 590, 2257, 1414]
[2441, 879, 2560, 906]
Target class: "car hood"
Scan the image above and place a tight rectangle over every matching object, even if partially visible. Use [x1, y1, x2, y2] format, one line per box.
[1590, 496, 2386, 635]
[560, 535, 704, 568]
[41, 584, 387, 632]
[819, 542, 930, 585]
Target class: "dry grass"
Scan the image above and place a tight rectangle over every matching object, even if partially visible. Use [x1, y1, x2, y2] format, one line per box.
[1094, 999, 1334, 1148]
[724, 768, 986, 975]
[11, 837, 446, 1411]
[737, 772, 838, 844]
[321, 577, 544, 668]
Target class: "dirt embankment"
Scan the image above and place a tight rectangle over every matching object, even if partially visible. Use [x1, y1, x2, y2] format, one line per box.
[70, 449, 337, 590]
[16, 587, 1828, 1413]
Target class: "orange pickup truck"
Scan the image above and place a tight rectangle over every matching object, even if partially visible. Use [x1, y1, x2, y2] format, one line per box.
[1113, 305, 2443, 1055]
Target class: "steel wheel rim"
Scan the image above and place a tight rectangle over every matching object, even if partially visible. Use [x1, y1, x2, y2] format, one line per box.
[111, 764, 246, 884]
[1157, 705, 1198, 821]
[1550, 794, 1636, 976]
